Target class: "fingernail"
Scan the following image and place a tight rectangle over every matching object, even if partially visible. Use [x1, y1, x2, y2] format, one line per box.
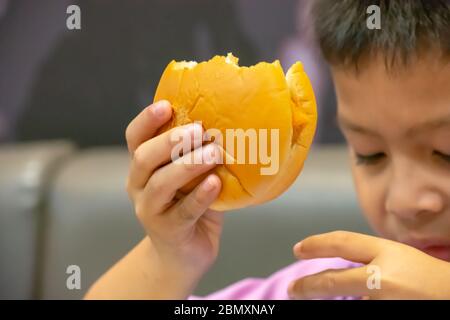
[293, 242, 302, 254]
[202, 144, 217, 164]
[190, 123, 204, 138]
[202, 175, 216, 192]
[152, 100, 169, 118]
[203, 130, 211, 141]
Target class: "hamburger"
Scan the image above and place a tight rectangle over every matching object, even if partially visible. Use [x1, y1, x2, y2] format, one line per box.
[154, 53, 317, 211]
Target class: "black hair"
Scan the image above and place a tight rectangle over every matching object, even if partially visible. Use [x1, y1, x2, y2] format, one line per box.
[312, 0, 450, 70]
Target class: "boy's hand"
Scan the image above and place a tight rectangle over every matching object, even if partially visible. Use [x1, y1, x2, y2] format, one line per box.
[125, 100, 224, 280]
[288, 231, 450, 299]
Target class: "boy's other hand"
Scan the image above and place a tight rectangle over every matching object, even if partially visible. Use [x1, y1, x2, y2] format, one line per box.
[289, 231, 450, 299]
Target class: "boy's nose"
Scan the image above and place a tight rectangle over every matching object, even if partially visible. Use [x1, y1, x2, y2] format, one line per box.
[387, 192, 444, 221]
[385, 165, 445, 221]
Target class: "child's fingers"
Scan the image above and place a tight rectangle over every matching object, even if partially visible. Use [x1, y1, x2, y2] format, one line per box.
[125, 100, 172, 156]
[288, 266, 370, 300]
[170, 174, 222, 228]
[143, 175, 222, 245]
[128, 123, 204, 190]
[142, 143, 221, 213]
[293, 231, 384, 264]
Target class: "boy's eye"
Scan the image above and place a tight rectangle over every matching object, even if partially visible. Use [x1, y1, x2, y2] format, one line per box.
[354, 152, 385, 165]
[433, 150, 450, 163]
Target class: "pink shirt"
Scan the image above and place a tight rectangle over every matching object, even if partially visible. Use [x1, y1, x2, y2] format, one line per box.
[190, 258, 361, 300]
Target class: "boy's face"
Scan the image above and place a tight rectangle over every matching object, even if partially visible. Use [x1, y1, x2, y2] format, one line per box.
[332, 55, 450, 261]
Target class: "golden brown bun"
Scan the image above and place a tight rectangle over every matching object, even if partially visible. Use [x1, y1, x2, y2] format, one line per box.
[154, 53, 317, 211]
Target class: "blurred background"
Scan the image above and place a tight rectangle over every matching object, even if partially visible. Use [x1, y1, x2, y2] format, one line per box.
[0, 0, 344, 145]
[0, 0, 369, 300]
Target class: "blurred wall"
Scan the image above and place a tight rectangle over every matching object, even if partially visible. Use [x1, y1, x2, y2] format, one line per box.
[0, 0, 344, 147]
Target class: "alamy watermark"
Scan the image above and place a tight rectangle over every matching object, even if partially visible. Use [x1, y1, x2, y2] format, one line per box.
[366, 5, 381, 30]
[366, 265, 381, 290]
[169, 122, 280, 176]
[66, 265, 81, 290]
[66, 5, 81, 30]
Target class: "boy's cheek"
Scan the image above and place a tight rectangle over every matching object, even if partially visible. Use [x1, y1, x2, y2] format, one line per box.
[351, 168, 390, 237]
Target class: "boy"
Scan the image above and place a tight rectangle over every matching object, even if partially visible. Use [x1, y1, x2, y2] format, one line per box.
[86, 0, 450, 299]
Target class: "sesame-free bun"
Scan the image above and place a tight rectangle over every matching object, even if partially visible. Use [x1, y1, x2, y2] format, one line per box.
[154, 53, 317, 211]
